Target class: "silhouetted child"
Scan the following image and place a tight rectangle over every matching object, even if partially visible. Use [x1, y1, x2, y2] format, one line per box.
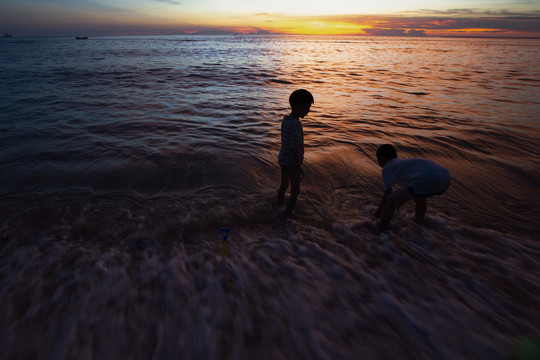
[277, 89, 314, 217]
[375, 144, 451, 230]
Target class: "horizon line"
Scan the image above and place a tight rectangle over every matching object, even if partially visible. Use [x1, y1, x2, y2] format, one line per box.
[4, 33, 540, 39]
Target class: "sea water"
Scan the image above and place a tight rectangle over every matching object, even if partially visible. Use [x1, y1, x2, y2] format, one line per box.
[0, 35, 539, 359]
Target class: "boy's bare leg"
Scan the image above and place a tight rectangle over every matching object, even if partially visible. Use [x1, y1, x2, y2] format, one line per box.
[415, 198, 427, 222]
[285, 166, 301, 216]
[377, 186, 414, 230]
[277, 166, 290, 205]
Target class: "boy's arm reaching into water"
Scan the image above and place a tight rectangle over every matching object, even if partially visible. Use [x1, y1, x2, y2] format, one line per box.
[375, 189, 392, 218]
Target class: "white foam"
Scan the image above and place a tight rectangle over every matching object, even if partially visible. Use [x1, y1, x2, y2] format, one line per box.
[0, 192, 538, 360]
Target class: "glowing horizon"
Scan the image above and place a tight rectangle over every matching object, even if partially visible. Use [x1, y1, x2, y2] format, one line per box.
[1, 0, 539, 37]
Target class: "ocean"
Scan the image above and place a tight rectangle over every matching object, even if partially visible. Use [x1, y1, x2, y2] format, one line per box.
[0, 35, 539, 359]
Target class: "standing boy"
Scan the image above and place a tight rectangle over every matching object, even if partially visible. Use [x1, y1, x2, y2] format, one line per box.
[375, 144, 451, 230]
[277, 89, 314, 217]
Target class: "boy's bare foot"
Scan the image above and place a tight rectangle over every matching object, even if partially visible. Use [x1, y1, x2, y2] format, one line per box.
[365, 221, 381, 235]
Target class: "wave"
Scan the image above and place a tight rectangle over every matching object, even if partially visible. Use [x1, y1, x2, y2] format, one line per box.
[1, 35, 539, 359]
[0, 187, 538, 359]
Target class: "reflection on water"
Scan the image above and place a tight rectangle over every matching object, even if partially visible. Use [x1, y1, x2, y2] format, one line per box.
[0, 35, 539, 359]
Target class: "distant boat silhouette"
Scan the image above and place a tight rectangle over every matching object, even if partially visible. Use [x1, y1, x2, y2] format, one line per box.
[75, 36, 88, 40]
[2, 32, 12, 38]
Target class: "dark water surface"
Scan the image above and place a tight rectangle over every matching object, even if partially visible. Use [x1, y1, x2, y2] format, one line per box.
[0, 35, 539, 359]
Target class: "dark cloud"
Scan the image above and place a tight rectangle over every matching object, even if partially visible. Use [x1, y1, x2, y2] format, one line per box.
[406, 29, 428, 36]
[251, 27, 272, 34]
[417, 16, 540, 32]
[187, 27, 276, 35]
[189, 29, 237, 35]
[414, 8, 539, 17]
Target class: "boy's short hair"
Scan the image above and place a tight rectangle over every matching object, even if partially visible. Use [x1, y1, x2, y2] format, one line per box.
[376, 144, 397, 159]
[289, 89, 314, 106]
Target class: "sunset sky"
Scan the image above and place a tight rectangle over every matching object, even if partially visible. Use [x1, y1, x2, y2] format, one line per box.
[1, 0, 539, 37]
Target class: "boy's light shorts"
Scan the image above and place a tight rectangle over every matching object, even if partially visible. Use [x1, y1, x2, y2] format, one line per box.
[407, 168, 451, 198]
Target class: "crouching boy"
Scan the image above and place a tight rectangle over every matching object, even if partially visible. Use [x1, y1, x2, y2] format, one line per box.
[375, 144, 451, 230]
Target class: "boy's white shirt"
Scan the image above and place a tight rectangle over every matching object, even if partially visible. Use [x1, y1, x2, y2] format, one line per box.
[382, 158, 448, 192]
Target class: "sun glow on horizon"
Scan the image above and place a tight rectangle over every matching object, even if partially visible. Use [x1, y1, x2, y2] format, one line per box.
[248, 16, 371, 35]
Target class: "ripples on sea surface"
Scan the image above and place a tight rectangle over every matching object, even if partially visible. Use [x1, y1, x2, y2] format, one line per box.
[0, 35, 539, 359]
